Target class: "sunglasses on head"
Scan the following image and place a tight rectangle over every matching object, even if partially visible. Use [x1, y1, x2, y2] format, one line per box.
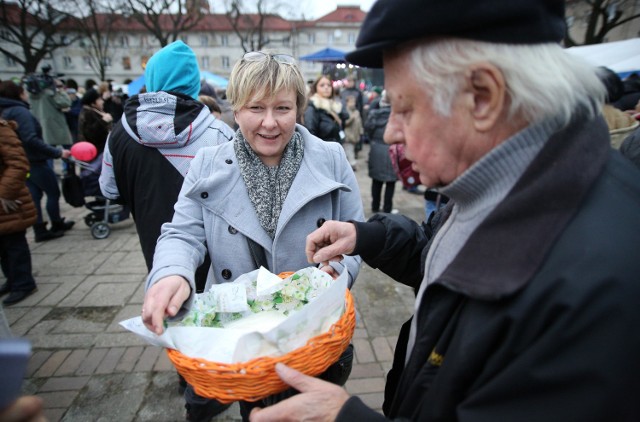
[242, 52, 296, 65]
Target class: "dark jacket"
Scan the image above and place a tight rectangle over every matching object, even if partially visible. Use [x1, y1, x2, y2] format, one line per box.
[0, 119, 37, 234]
[365, 106, 397, 182]
[99, 91, 234, 272]
[303, 102, 347, 143]
[0, 97, 63, 163]
[338, 115, 640, 421]
[78, 106, 112, 154]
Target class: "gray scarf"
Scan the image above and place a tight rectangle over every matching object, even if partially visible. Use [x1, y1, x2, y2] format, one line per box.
[234, 130, 304, 238]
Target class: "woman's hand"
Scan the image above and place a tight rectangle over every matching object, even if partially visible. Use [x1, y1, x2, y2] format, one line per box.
[102, 113, 113, 123]
[142, 276, 191, 335]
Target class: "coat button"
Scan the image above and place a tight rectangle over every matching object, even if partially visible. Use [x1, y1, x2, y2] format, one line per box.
[316, 218, 326, 228]
[200, 192, 208, 199]
[225, 159, 233, 164]
[228, 226, 238, 234]
[221, 269, 232, 279]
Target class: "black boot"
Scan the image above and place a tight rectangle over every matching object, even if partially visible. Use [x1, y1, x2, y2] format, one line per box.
[33, 222, 64, 242]
[51, 218, 75, 232]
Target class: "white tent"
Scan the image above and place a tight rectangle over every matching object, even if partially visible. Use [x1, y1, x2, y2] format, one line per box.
[565, 38, 640, 79]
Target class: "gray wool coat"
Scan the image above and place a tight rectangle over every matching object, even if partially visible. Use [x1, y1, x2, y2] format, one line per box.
[147, 124, 364, 311]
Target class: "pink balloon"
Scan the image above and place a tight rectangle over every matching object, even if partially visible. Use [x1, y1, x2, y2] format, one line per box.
[70, 142, 98, 162]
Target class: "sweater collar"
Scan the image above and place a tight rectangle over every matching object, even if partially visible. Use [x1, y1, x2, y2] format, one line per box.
[435, 114, 610, 299]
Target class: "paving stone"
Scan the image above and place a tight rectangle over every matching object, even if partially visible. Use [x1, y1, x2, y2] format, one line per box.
[94, 347, 126, 374]
[39, 390, 79, 408]
[93, 332, 147, 348]
[357, 392, 385, 413]
[44, 407, 66, 422]
[34, 350, 72, 378]
[135, 372, 187, 422]
[35, 251, 107, 276]
[352, 338, 376, 363]
[153, 350, 174, 372]
[349, 362, 385, 379]
[39, 376, 90, 392]
[130, 282, 146, 304]
[115, 346, 144, 373]
[37, 277, 85, 307]
[76, 348, 109, 375]
[353, 327, 368, 338]
[30, 333, 95, 349]
[107, 305, 142, 332]
[1, 306, 28, 325]
[55, 349, 90, 376]
[62, 373, 148, 421]
[29, 320, 60, 336]
[134, 346, 161, 372]
[371, 336, 394, 362]
[6, 307, 51, 337]
[345, 377, 386, 394]
[27, 350, 53, 377]
[77, 282, 137, 307]
[95, 251, 148, 275]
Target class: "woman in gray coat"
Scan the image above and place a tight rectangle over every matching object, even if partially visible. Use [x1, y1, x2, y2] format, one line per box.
[141, 51, 364, 421]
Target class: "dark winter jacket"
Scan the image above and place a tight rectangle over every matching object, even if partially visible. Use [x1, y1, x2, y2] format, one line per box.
[303, 100, 348, 143]
[78, 106, 112, 154]
[0, 119, 37, 234]
[365, 106, 397, 182]
[339, 115, 640, 421]
[99, 91, 233, 271]
[0, 97, 63, 163]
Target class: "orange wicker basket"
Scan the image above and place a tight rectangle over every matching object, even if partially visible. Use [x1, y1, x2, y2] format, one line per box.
[166, 289, 355, 403]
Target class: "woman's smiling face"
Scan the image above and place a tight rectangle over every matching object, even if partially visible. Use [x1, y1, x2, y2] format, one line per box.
[235, 88, 298, 167]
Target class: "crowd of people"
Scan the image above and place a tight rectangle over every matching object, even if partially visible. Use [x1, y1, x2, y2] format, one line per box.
[2, 0, 640, 420]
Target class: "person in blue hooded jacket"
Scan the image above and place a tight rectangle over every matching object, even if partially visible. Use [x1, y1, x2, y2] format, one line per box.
[98, 40, 234, 421]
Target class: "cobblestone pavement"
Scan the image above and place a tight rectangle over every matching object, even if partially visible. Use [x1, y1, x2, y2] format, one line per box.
[3, 144, 426, 421]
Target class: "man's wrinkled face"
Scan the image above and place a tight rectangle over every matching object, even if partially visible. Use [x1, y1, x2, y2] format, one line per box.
[383, 51, 474, 188]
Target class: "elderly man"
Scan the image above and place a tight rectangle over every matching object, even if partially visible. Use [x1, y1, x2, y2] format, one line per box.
[249, 0, 640, 421]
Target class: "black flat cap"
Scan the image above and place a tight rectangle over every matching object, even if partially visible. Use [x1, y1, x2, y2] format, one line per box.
[346, 0, 566, 68]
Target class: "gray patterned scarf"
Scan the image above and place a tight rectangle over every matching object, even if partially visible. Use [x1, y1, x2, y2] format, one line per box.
[234, 130, 304, 238]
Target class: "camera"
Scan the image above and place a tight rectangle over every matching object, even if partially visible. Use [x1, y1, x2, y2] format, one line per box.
[22, 65, 63, 95]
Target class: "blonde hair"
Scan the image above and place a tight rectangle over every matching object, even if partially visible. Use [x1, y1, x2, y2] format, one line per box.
[226, 52, 307, 119]
[401, 38, 606, 126]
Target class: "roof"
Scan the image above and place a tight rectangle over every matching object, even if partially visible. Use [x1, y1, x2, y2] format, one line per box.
[315, 5, 366, 23]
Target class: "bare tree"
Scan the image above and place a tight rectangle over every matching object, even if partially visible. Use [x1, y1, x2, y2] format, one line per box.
[565, 0, 640, 46]
[64, 0, 127, 81]
[0, 0, 78, 74]
[225, 0, 292, 53]
[120, 0, 209, 47]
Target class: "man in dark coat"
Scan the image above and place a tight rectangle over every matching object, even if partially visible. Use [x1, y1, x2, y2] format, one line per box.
[249, 0, 640, 421]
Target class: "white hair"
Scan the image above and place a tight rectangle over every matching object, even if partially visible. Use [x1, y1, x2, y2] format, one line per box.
[405, 38, 606, 126]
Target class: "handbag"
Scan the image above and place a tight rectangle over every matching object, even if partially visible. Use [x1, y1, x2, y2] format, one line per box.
[388, 144, 421, 188]
[61, 162, 85, 207]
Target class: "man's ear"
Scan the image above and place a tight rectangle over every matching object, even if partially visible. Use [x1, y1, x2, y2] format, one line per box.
[468, 64, 507, 133]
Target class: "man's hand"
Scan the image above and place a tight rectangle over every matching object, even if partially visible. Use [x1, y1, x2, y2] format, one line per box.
[250, 364, 350, 422]
[0, 198, 21, 213]
[60, 150, 71, 159]
[142, 276, 191, 335]
[306, 221, 357, 266]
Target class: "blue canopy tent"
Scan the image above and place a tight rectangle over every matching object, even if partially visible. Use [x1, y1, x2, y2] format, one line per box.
[299, 48, 347, 63]
[566, 38, 640, 79]
[127, 74, 145, 96]
[200, 71, 229, 89]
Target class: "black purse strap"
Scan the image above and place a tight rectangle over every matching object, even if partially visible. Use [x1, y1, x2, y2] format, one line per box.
[247, 237, 269, 271]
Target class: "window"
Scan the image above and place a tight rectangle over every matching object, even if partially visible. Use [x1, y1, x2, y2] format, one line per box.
[119, 36, 129, 47]
[222, 56, 230, 69]
[328, 32, 334, 45]
[83, 56, 92, 69]
[62, 56, 73, 69]
[201, 56, 209, 70]
[103, 57, 112, 68]
[122, 56, 131, 70]
[200, 35, 209, 46]
[282, 36, 290, 47]
[307, 33, 315, 44]
[182, 35, 189, 44]
[221, 35, 229, 46]
[348, 33, 356, 44]
[140, 35, 147, 47]
[141, 55, 150, 70]
[4, 54, 17, 67]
